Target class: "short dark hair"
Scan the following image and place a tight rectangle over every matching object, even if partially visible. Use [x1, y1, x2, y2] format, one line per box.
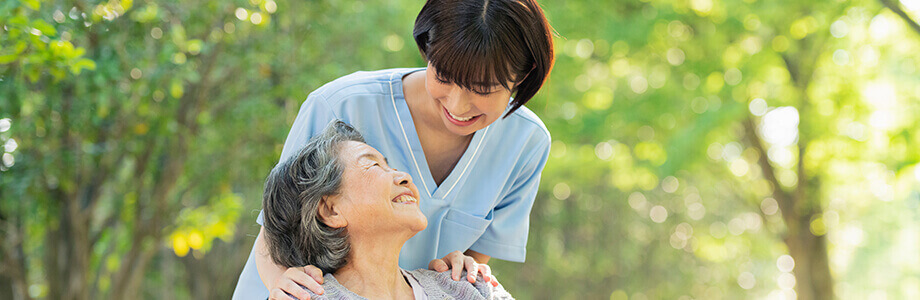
[261, 120, 365, 274]
[413, 0, 555, 117]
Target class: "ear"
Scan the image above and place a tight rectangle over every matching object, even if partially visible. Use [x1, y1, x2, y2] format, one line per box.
[318, 196, 347, 228]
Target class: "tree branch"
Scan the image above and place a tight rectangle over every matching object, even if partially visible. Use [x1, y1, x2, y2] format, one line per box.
[0, 220, 31, 300]
[744, 117, 797, 228]
[880, 0, 920, 37]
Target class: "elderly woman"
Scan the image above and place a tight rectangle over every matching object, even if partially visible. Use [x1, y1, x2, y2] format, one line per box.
[261, 121, 513, 300]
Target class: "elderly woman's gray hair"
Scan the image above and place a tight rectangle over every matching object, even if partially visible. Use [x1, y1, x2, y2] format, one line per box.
[261, 120, 365, 274]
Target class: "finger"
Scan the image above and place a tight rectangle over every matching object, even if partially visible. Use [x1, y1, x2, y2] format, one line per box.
[464, 257, 478, 283]
[270, 288, 297, 300]
[280, 279, 311, 300]
[490, 275, 499, 287]
[303, 265, 325, 285]
[450, 255, 464, 281]
[477, 264, 492, 282]
[285, 268, 325, 295]
[428, 258, 448, 272]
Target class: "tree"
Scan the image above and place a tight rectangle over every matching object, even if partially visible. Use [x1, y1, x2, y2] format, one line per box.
[491, 0, 920, 299]
[0, 0, 272, 298]
[2, 0, 918, 299]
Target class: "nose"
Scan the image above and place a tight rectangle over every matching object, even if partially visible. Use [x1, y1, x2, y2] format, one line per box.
[394, 170, 412, 186]
[442, 86, 471, 113]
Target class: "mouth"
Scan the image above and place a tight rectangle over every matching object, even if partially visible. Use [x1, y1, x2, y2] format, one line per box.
[392, 193, 418, 205]
[443, 107, 481, 126]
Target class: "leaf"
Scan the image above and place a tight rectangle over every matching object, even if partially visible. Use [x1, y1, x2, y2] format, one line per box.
[49, 68, 66, 80]
[26, 67, 41, 82]
[31, 19, 56, 36]
[69, 58, 96, 75]
[171, 234, 189, 257]
[14, 41, 27, 54]
[50, 40, 75, 57]
[23, 0, 40, 10]
[170, 80, 184, 98]
[0, 54, 17, 64]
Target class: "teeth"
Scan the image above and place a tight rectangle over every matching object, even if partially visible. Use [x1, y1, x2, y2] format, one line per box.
[394, 195, 417, 204]
[448, 111, 474, 122]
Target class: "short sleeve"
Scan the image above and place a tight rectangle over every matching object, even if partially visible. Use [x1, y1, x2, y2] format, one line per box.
[468, 137, 550, 262]
[256, 93, 338, 225]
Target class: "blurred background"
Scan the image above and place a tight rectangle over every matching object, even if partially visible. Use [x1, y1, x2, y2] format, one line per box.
[1, 0, 919, 299]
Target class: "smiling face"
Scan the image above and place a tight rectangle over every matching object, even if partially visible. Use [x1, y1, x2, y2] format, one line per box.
[328, 141, 427, 235]
[424, 63, 516, 137]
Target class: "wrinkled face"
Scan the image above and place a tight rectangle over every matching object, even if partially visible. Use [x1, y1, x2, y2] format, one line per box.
[425, 62, 517, 137]
[332, 141, 427, 235]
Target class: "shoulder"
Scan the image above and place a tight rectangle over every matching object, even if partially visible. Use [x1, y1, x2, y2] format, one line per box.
[486, 105, 551, 163]
[498, 105, 551, 148]
[309, 68, 418, 106]
[306, 274, 367, 300]
[407, 269, 513, 299]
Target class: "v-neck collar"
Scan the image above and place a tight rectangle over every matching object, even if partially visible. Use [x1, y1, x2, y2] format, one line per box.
[387, 69, 491, 201]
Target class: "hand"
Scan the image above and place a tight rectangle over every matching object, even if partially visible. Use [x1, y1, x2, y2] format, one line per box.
[428, 250, 499, 287]
[268, 265, 325, 300]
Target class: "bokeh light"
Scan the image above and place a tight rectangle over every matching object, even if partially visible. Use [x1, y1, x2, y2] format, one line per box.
[3, 0, 919, 299]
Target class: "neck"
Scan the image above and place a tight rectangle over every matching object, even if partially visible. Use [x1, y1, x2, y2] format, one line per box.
[332, 233, 414, 299]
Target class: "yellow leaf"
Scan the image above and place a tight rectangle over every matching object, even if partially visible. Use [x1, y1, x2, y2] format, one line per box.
[24, 0, 40, 10]
[170, 81, 184, 98]
[172, 234, 189, 257]
[50, 40, 75, 57]
[188, 231, 204, 250]
[0, 54, 17, 64]
[133, 123, 148, 135]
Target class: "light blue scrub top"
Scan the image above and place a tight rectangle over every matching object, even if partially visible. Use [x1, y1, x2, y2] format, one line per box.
[232, 68, 550, 299]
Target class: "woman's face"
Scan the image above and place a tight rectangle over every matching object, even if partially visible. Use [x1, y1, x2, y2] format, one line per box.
[425, 62, 516, 137]
[332, 141, 427, 234]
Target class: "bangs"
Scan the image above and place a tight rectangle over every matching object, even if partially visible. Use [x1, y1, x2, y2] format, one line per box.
[426, 22, 530, 94]
[413, 0, 554, 117]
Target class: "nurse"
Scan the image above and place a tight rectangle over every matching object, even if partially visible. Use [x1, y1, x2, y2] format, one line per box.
[231, 0, 555, 299]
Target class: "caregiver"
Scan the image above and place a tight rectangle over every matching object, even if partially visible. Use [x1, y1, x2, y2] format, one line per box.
[231, 0, 555, 299]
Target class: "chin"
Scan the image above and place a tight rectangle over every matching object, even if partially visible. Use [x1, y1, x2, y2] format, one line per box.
[443, 119, 483, 137]
[412, 216, 429, 232]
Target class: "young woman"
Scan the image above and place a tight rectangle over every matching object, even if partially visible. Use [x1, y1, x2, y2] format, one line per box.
[232, 0, 554, 299]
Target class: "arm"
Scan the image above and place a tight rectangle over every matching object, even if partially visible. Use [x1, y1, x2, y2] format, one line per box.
[255, 226, 286, 289]
[464, 249, 491, 264]
[256, 226, 326, 300]
[258, 94, 336, 299]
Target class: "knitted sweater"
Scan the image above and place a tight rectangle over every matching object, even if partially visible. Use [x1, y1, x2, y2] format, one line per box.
[305, 269, 514, 300]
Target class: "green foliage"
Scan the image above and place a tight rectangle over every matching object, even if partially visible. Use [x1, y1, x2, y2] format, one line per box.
[1, 0, 919, 299]
[0, 0, 95, 81]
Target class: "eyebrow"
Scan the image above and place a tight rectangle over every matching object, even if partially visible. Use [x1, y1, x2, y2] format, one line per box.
[358, 152, 388, 165]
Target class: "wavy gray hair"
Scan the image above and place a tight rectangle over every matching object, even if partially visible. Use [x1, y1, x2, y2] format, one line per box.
[261, 120, 364, 274]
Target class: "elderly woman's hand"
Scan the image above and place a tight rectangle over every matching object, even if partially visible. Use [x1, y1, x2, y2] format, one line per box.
[428, 250, 499, 287]
[268, 265, 325, 300]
